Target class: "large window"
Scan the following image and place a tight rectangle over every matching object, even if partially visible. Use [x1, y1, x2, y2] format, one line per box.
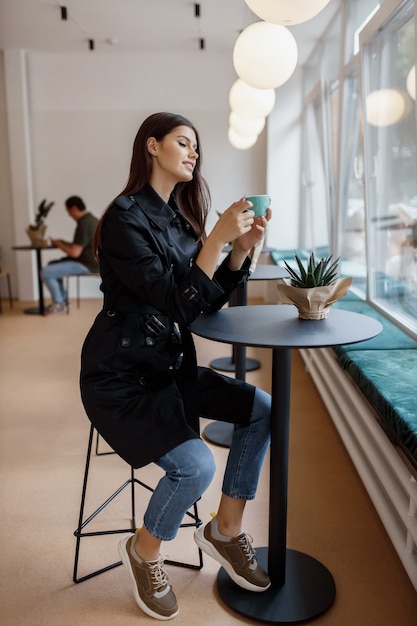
[338, 65, 367, 295]
[300, 88, 328, 251]
[299, 9, 343, 255]
[362, 0, 417, 331]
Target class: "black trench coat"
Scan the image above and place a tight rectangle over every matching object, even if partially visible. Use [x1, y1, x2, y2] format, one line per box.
[80, 184, 255, 468]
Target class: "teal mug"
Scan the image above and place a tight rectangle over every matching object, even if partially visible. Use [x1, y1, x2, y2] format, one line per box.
[245, 195, 270, 217]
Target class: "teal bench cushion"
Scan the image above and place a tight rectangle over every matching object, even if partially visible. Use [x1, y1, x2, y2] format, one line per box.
[333, 299, 417, 351]
[338, 349, 417, 464]
[270, 249, 309, 265]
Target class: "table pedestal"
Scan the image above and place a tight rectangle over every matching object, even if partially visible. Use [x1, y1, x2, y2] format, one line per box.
[216, 347, 336, 622]
[217, 548, 335, 623]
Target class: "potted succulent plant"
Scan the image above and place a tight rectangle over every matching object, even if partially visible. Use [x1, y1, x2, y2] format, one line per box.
[276, 251, 352, 320]
[26, 199, 55, 247]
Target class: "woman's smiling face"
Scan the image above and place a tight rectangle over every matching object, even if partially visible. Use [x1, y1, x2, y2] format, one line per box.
[148, 125, 199, 185]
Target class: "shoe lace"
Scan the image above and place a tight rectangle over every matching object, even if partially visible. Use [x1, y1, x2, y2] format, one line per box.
[148, 555, 169, 591]
[238, 532, 256, 563]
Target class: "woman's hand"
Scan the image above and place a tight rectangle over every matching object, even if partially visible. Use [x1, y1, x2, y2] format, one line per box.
[195, 198, 271, 277]
[234, 207, 271, 254]
[210, 197, 257, 247]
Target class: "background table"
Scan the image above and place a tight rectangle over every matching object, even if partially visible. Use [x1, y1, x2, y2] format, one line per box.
[204, 264, 288, 448]
[210, 264, 288, 376]
[190, 305, 382, 623]
[12, 245, 56, 315]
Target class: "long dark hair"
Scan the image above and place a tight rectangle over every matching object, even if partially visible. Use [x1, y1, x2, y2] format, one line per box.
[94, 112, 211, 254]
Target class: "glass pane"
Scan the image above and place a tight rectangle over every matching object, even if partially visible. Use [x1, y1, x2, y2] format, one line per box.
[338, 67, 367, 295]
[300, 96, 329, 252]
[345, 0, 381, 63]
[321, 11, 342, 248]
[363, 1, 417, 330]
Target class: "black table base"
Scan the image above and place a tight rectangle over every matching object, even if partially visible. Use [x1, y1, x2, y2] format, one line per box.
[203, 422, 234, 448]
[217, 547, 336, 624]
[209, 356, 260, 372]
[23, 306, 43, 315]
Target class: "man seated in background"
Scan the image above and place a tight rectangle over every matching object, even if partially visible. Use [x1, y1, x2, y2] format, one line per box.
[41, 196, 99, 316]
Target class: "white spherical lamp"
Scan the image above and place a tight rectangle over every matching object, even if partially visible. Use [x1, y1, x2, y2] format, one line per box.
[229, 111, 265, 137]
[229, 79, 275, 120]
[244, 0, 332, 26]
[228, 127, 258, 150]
[233, 22, 298, 89]
[366, 89, 406, 127]
[407, 66, 415, 100]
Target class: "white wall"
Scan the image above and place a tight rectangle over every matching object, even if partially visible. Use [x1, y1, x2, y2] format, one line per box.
[2, 48, 270, 301]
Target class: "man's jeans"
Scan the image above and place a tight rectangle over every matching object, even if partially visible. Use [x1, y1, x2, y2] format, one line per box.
[143, 388, 271, 541]
[41, 260, 91, 305]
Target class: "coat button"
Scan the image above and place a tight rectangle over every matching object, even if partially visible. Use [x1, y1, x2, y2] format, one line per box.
[145, 336, 155, 346]
[121, 337, 131, 348]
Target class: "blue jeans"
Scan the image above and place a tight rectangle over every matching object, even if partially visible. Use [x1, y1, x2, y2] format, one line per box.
[41, 260, 91, 305]
[143, 388, 271, 541]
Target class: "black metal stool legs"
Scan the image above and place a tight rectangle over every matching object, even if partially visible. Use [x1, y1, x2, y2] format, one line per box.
[73, 424, 203, 583]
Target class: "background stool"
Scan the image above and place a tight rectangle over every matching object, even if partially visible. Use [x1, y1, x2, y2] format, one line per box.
[73, 423, 203, 583]
[0, 268, 13, 314]
[65, 273, 101, 312]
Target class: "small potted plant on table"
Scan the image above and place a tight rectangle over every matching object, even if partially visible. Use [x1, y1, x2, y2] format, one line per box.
[276, 251, 352, 320]
[26, 199, 55, 247]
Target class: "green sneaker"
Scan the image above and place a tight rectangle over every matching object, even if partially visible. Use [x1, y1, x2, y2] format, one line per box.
[194, 517, 270, 592]
[118, 534, 179, 620]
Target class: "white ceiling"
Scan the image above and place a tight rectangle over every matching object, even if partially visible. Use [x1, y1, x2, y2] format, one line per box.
[0, 0, 338, 63]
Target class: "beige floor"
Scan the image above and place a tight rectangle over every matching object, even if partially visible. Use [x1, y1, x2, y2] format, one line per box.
[0, 298, 416, 626]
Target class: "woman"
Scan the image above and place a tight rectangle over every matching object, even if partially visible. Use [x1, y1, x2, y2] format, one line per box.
[80, 112, 272, 621]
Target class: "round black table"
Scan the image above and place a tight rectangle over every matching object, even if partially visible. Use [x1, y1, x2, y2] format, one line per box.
[204, 264, 288, 448]
[190, 305, 382, 623]
[210, 264, 288, 375]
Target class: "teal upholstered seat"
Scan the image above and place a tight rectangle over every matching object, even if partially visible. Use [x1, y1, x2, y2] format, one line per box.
[338, 349, 417, 464]
[333, 299, 417, 352]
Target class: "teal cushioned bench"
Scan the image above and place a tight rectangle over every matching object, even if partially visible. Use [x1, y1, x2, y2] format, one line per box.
[270, 249, 309, 264]
[332, 298, 417, 467]
[338, 349, 417, 463]
[333, 299, 417, 352]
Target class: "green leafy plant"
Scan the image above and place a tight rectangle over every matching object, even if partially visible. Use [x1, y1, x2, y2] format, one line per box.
[283, 252, 340, 288]
[29, 199, 55, 230]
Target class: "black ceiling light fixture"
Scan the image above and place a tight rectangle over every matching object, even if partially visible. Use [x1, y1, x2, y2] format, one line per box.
[60, 5, 67, 20]
[194, 3, 205, 50]
[88, 39, 95, 51]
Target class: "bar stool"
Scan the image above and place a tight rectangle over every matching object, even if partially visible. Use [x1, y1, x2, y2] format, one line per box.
[73, 423, 203, 583]
[65, 273, 101, 312]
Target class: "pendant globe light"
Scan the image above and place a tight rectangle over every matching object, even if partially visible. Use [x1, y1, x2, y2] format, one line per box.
[407, 66, 415, 100]
[229, 79, 275, 120]
[233, 22, 298, 89]
[366, 89, 406, 127]
[244, 0, 332, 26]
[228, 127, 258, 150]
[229, 111, 265, 137]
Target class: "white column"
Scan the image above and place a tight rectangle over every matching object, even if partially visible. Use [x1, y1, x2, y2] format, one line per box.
[4, 49, 36, 300]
